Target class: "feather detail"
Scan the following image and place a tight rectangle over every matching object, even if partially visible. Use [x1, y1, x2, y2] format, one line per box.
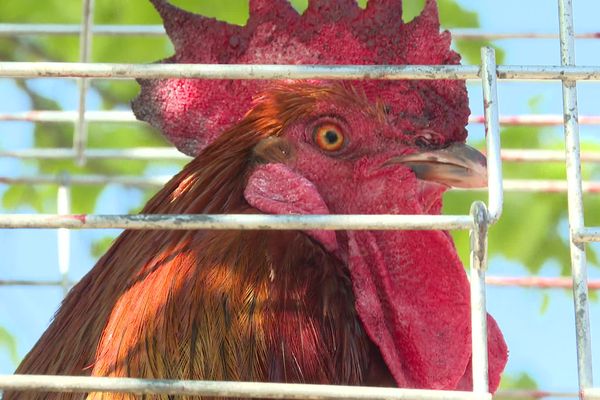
[6, 86, 385, 400]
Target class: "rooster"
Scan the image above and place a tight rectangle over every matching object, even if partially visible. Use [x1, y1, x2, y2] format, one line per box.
[6, 0, 507, 399]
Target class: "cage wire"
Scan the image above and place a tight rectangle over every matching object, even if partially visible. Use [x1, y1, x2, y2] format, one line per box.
[0, 0, 598, 398]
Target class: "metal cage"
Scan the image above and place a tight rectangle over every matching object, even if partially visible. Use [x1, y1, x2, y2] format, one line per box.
[0, 0, 598, 398]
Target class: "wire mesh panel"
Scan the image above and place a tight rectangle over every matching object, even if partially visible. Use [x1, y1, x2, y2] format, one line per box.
[0, 0, 599, 399]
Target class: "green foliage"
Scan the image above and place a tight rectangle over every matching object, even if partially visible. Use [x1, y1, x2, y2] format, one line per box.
[91, 236, 117, 258]
[497, 372, 539, 400]
[446, 124, 599, 274]
[0, 328, 19, 366]
[3, 185, 44, 212]
[403, 0, 504, 64]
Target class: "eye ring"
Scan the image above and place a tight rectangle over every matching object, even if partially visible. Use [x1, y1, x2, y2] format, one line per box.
[314, 123, 345, 152]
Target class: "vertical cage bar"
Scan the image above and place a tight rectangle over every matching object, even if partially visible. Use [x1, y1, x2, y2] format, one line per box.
[557, 0, 594, 391]
[470, 201, 490, 393]
[57, 173, 72, 296]
[74, 0, 94, 165]
[480, 47, 503, 223]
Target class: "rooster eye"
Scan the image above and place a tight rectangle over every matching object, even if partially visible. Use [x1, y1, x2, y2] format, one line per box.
[314, 123, 345, 152]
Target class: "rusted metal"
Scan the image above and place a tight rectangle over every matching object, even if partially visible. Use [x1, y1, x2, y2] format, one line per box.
[481, 47, 503, 223]
[0, 213, 474, 231]
[2, 62, 600, 81]
[557, 0, 594, 391]
[469, 201, 490, 393]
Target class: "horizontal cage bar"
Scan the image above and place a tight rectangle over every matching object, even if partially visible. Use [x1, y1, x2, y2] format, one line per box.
[1, 24, 599, 40]
[584, 389, 600, 400]
[3, 276, 599, 290]
[0, 214, 474, 230]
[491, 390, 577, 399]
[575, 227, 600, 243]
[1, 62, 600, 80]
[4, 111, 600, 126]
[3, 175, 597, 193]
[5, 148, 600, 163]
[0, 375, 490, 400]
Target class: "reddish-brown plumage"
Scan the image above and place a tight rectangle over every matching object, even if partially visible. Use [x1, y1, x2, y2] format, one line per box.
[6, 86, 403, 400]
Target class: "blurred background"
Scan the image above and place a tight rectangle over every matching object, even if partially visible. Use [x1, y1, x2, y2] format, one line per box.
[0, 0, 599, 397]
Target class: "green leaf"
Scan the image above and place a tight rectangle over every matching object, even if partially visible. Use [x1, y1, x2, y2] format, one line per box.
[402, 0, 426, 22]
[169, 0, 249, 25]
[539, 293, 550, 315]
[2, 185, 44, 212]
[0, 327, 19, 366]
[456, 40, 506, 65]
[497, 372, 539, 400]
[91, 236, 117, 258]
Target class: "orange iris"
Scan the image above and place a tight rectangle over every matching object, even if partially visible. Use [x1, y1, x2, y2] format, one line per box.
[314, 123, 345, 151]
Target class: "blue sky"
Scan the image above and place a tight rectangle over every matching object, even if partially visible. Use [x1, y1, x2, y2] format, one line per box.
[1, 0, 600, 395]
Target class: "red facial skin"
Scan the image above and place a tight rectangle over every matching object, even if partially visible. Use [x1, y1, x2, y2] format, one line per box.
[244, 89, 507, 390]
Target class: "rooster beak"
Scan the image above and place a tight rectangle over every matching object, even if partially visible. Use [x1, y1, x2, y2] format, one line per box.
[388, 143, 488, 188]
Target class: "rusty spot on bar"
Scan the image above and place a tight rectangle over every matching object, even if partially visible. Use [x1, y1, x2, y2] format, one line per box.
[73, 214, 87, 224]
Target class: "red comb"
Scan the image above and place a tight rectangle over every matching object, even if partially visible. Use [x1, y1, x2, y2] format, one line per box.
[133, 0, 469, 156]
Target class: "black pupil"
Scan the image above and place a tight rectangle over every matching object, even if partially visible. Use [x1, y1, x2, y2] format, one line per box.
[415, 137, 430, 148]
[324, 130, 339, 144]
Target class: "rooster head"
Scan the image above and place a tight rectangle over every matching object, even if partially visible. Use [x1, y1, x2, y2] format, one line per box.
[133, 0, 507, 392]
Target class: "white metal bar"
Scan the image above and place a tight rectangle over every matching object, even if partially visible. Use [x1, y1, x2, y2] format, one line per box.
[450, 29, 600, 40]
[481, 47, 503, 223]
[0, 174, 172, 188]
[4, 276, 600, 290]
[57, 173, 71, 296]
[0, 148, 187, 161]
[1, 24, 600, 40]
[485, 276, 600, 289]
[475, 115, 600, 126]
[74, 0, 94, 165]
[576, 228, 600, 243]
[499, 180, 600, 193]
[0, 375, 489, 400]
[0, 110, 138, 122]
[584, 388, 600, 400]
[469, 202, 490, 393]
[4, 175, 598, 193]
[499, 150, 600, 163]
[470, 115, 600, 126]
[5, 148, 600, 163]
[0, 23, 166, 36]
[0, 214, 474, 231]
[4, 111, 600, 126]
[0, 62, 479, 80]
[493, 390, 577, 399]
[2, 62, 600, 81]
[558, 0, 594, 391]
[496, 66, 600, 81]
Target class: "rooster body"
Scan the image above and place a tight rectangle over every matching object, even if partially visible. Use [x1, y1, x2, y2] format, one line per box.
[6, 1, 508, 399]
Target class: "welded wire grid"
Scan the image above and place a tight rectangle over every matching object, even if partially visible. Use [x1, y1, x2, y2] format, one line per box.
[0, 0, 598, 399]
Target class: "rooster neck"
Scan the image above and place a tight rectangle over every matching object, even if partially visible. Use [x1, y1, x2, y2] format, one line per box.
[88, 226, 379, 385]
[9, 125, 398, 399]
[11, 149, 391, 396]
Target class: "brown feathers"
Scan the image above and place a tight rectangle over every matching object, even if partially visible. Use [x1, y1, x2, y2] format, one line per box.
[6, 86, 384, 400]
